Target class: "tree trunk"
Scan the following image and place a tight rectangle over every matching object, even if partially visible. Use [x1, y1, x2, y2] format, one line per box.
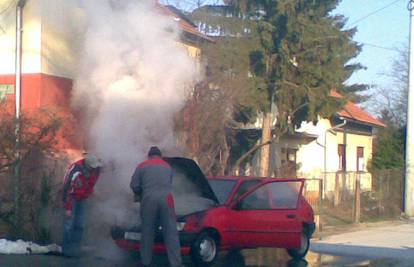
[219, 135, 230, 175]
[260, 111, 272, 177]
[231, 140, 272, 175]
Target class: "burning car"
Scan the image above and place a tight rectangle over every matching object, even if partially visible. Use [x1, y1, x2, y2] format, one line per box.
[111, 157, 315, 266]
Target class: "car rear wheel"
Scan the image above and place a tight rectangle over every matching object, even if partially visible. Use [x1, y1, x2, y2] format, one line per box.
[287, 232, 310, 259]
[191, 232, 219, 267]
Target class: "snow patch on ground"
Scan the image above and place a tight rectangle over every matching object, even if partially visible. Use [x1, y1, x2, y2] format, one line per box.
[0, 239, 61, 254]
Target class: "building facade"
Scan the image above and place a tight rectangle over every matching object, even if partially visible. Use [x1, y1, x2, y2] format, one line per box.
[243, 92, 385, 197]
[0, 0, 211, 152]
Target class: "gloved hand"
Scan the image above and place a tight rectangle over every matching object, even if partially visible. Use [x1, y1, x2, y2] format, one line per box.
[65, 209, 72, 217]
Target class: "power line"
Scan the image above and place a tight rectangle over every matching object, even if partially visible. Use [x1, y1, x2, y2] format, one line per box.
[348, 0, 402, 27]
[358, 42, 401, 52]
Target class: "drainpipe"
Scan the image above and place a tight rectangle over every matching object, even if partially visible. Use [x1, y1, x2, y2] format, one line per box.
[322, 118, 347, 198]
[15, 0, 27, 120]
[13, 0, 27, 233]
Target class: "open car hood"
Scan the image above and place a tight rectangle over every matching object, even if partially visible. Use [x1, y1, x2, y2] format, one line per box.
[163, 157, 219, 205]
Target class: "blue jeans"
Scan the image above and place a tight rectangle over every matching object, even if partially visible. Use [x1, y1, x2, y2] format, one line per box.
[62, 198, 86, 255]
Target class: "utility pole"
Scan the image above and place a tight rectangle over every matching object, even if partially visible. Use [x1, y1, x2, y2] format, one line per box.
[405, 0, 414, 217]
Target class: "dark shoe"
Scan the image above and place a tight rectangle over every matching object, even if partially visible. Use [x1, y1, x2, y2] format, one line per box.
[136, 263, 151, 267]
[61, 252, 74, 258]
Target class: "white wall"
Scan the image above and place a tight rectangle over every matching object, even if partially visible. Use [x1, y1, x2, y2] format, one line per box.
[336, 131, 373, 173]
[296, 119, 341, 177]
[1, 0, 200, 79]
[40, 0, 83, 78]
[295, 119, 373, 192]
[0, 0, 101, 78]
[0, 0, 42, 74]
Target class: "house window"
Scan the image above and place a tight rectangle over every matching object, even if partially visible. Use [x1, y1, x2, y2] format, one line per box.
[338, 144, 346, 171]
[357, 147, 364, 172]
[0, 84, 15, 101]
[281, 148, 297, 177]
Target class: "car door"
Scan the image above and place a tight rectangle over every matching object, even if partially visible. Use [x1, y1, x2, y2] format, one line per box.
[228, 180, 303, 249]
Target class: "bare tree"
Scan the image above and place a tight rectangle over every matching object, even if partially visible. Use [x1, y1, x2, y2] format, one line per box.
[175, 80, 235, 175]
[374, 45, 408, 126]
[0, 103, 65, 238]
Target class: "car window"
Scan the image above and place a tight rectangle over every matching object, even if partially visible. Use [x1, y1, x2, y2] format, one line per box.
[233, 180, 261, 201]
[208, 179, 237, 204]
[240, 186, 271, 210]
[239, 181, 301, 210]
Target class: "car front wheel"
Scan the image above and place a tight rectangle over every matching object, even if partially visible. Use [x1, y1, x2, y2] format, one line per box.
[287, 232, 310, 259]
[191, 232, 219, 267]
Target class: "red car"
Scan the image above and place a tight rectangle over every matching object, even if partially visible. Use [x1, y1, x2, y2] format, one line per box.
[112, 157, 315, 266]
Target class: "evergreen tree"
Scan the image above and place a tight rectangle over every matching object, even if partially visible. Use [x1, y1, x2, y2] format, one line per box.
[222, 0, 365, 175]
[372, 110, 405, 170]
[182, 7, 265, 175]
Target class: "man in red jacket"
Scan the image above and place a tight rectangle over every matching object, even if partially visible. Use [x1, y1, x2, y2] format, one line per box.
[62, 153, 103, 256]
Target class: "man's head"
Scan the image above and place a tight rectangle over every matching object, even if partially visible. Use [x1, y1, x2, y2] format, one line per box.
[84, 153, 103, 169]
[148, 146, 162, 158]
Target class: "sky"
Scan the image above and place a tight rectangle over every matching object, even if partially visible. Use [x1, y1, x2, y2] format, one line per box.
[334, 0, 409, 89]
[163, 0, 410, 90]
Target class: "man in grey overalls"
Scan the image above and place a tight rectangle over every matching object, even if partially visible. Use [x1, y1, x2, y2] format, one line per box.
[130, 146, 182, 267]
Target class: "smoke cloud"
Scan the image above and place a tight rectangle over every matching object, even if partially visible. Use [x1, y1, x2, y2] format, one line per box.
[68, 0, 200, 258]
[72, 0, 198, 213]
[73, 0, 198, 177]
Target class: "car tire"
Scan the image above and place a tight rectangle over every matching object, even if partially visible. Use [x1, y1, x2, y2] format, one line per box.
[287, 232, 310, 259]
[191, 232, 219, 267]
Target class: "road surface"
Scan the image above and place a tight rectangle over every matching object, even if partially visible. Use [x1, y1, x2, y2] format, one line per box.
[1, 221, 413, 266]
[311, 221, 414, 266]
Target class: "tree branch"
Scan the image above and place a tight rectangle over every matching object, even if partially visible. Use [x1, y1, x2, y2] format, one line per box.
[291, 102, 309, 116]
[231, 140, 272, 174]
[279, 80, 300, 88]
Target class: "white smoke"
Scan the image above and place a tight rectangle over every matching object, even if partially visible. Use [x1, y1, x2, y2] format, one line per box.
[68, 0, 200, 256]
[73, 0, 197, 173]
[71, 0, 199, 219]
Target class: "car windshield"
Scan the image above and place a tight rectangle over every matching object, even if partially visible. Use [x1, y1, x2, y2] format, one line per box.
[208, 179, 238, 204]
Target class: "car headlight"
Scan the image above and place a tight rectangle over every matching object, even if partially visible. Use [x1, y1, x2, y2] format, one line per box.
[176, 222, 186, 231]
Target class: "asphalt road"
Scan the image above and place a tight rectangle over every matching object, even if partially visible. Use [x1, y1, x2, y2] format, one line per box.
[311, 221, 414, 267]
[0, 248, 399, 267]
[1, 222, 413, 267]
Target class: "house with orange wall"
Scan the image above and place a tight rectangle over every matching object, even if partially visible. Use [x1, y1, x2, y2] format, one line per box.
[0, 0, 212, 154]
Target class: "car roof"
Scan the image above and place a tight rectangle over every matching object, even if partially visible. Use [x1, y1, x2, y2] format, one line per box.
[208, 176, 256, 181]
[208, 176, 305, 182]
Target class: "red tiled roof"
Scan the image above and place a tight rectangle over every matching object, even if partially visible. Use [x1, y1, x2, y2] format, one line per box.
[155, 3, 214, 43]
[330, 91, 386, 127]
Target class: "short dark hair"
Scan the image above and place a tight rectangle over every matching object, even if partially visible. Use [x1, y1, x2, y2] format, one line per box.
[148, 146, 162, 157]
